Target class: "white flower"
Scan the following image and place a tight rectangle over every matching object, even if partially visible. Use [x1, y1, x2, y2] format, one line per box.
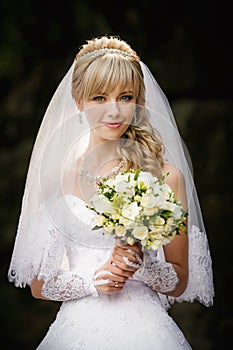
[164, 202, 182, 218]
[114, 173, 130, 183]
[127, 236, 136, 245]
[142, 207, 157, 216]
[150, 225, 165, 234]
[111, 213, 120, 220]
[115, 225, 126, 237]
[132, 225, 148, 240]
[150, 231, 163, 240]
[103, 227, 114, 235]
[91, 193, 114, 214]
[104, 178, 115, 187]
[140, 193, 157, 208]
[119, 216, 137, 229]
[164, 224, 172, 233]
[137, 172, 157, 188]
[122, 202, 141, 220]
[150, 240, 163, 250]
[96, 215, 105, 226]
[153, 195, 167, 208]
[167, 217, 175, 226]
[114, 179, 135, 197]
[134, 194, 141, 202]
[159, 183, 173, 199]
[88, 168, 186, 252]
[155, 217, 165, 226]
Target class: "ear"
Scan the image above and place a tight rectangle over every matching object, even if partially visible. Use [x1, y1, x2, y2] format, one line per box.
[76, 100, 83, 111]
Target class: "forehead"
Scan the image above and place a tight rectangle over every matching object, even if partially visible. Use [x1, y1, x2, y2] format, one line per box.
[97, 85, 134, 95]
[80, 55, 141, 100]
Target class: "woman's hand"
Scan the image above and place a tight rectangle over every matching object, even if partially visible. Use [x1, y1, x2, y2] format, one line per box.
[94, 259, 128, 294]
[111, 242, 143, 274]
[94, 243, 143, 294]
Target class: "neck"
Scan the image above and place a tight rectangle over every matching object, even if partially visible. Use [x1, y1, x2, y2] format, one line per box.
[85, 138, 120, 165]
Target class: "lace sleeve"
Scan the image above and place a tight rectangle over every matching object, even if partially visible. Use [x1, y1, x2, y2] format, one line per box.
[8, 200, 98, 302]
[133, 250, 179, 293]
[41, 270, 98, 301]
[168, 225, 214, 307]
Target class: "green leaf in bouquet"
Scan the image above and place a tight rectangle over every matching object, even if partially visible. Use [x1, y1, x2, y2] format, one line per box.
[92, 225, 103, 231]
[160, 210, 173, 219]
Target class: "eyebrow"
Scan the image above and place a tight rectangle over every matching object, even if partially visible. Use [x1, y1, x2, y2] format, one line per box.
[120, 90, 134, 94]
[93, 90, 134, 97]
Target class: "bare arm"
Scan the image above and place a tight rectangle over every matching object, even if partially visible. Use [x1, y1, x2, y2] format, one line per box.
[30, 278, 46, 299]
[159, 164, 188, 297]
[30, 261, 133, 300]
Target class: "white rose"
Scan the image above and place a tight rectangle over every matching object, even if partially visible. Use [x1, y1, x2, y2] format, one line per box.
[132, 225, 148, 240]
[155, 217, 165, 226]
[115, 225, 126, 237]
[127, 236, 136, 245]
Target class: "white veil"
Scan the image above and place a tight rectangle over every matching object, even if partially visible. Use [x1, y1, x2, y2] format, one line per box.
[8, 58, 214, 308]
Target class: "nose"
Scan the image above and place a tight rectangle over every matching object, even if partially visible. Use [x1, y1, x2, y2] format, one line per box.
[106, 102, 120, 118]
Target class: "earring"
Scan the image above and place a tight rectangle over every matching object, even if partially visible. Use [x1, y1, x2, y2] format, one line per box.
[133, 111, 138, 124]
[78, 111, 83, 124]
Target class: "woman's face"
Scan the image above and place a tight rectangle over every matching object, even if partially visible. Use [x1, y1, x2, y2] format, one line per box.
[77, 86, 136, 143]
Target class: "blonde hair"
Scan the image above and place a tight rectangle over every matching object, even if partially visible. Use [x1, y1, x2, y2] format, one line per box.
[72, 36, 164, 178]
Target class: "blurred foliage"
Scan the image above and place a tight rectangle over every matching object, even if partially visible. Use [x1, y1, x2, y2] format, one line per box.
[1, 0, 232, 349]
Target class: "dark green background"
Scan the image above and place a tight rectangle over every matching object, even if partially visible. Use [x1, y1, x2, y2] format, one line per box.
[1, 0, 232, 349]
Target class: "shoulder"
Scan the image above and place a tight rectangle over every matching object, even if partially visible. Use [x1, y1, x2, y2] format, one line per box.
[162, 163, 187, 206]
[162, 163, 184, 184]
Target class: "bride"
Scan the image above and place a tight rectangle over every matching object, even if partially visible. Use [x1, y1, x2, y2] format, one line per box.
[8, 35, 214, 349]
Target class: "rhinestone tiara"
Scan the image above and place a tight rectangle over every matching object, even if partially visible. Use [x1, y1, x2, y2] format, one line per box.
[77, 48, 133, 61]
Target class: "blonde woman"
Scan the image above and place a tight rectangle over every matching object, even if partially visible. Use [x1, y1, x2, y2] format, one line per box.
[8, 36, 214, 349]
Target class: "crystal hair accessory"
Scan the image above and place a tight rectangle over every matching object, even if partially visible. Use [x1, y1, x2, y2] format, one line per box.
[76, 48, 134, 62]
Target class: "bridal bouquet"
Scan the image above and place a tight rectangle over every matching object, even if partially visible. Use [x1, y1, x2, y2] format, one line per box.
[88, 169, 187, 251]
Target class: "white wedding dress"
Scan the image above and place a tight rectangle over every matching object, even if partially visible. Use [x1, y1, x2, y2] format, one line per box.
[34, 195, 192, 350]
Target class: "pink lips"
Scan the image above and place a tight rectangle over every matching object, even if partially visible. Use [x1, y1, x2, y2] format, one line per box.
[104, 122, 122, 129]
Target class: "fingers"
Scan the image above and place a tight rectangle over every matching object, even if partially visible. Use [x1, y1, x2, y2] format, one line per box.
[115, 242, 143, 259]
[111, 245, 143, 272]
[94, 268, 126, 294]
[93, 244, 144, 295]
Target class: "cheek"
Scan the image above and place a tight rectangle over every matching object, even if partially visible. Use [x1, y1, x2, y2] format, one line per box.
[122, 103, 136, 120]
[85, 109, 101, 126]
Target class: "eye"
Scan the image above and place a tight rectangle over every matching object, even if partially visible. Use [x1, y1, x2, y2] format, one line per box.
[120, 95, 134, 102]
[92, 95, 105, 102]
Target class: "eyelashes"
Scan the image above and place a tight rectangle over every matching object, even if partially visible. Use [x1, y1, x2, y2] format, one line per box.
[92, 95, 134, 102]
